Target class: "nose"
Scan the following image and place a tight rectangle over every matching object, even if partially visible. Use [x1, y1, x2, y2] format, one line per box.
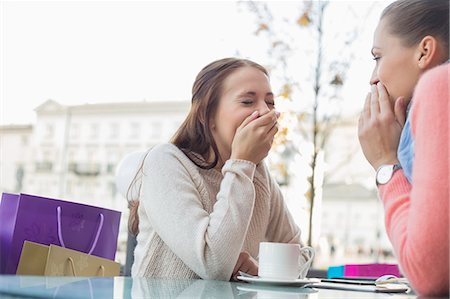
[369, 67, 379, 85]
[257, 101, 271, 115]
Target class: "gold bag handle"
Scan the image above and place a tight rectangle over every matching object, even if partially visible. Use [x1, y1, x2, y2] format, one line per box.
[67, 257, 77, 276]
[97, 265, 105, 277]
[66, 258, 106, 277]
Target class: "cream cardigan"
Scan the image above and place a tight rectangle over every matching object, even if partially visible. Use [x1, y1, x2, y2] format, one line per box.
[132, 143, 302, 280]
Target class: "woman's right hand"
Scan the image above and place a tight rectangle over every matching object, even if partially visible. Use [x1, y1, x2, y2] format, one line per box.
[231, 251, 259, 281]
[358, 83, 405, 170]
[230, 110, 279, 165]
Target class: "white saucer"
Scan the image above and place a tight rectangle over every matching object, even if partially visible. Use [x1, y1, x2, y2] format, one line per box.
[237, 276, 320, 287]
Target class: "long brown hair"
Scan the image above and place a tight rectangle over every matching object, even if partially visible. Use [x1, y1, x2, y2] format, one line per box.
[127, 150, 150, 236]
[381, 0, 449, 58]
[128, 58, 269, 236]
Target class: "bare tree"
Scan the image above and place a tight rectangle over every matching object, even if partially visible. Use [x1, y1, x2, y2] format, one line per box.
[243, 0, 367, 246]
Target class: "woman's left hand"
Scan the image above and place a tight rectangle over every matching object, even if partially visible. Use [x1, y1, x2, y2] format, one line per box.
[358, 82, 406, 170]
[230, 251, 258, 281]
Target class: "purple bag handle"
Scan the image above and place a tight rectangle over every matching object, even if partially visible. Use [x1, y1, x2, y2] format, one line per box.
[56, 206, 104, 255]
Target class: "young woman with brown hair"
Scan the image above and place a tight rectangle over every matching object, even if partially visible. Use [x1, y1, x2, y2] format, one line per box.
[129, 58, 310, 281]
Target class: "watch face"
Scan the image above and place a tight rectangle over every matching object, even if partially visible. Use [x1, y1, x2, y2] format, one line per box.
[377, 165, 394, 185]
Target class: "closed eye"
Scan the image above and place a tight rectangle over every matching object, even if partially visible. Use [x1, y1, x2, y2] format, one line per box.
[241, 100, 254, 105]
[371, 47, 381, 61]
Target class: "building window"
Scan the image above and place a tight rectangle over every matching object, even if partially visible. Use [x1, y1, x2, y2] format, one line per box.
[151, 122, 162, 139]
[35, 162, 53, 172]
[109, 181, 117, 197]
[86, 149, 97, 161]
[130, 122, 140, 139]
[21, 135, 28, 146]
[15, 165, 25, 192]
[90, 123, 99, 139]
[42, 150, 52, 161]
[71, 123, 80, 139]
[110, 123, 119, 139]
[68, 150, 76, 161]
[66, 180, 73, 194]
[106, 163, 115, 174]
[72, 163, 101, 176]
[45, 124, 54, 139]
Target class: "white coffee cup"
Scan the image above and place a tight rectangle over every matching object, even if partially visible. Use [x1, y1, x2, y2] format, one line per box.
[258, 242, 315, 280]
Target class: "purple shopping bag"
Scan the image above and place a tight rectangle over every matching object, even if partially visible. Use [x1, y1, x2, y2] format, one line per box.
[0, 193, 121, 274]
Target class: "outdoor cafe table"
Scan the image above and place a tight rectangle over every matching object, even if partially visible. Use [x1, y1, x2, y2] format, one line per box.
[0, 275, 421, 298]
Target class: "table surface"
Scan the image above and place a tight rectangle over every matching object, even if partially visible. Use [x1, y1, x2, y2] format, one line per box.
[0, 275, 420, 299]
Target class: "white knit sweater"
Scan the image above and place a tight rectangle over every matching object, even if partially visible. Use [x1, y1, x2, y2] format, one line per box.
[131, 143, 302, 280]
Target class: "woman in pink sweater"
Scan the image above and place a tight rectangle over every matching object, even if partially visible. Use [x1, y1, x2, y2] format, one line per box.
[358, 0, 449, 296]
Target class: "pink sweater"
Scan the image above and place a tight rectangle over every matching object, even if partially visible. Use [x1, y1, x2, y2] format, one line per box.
[379, 63, 449, 296]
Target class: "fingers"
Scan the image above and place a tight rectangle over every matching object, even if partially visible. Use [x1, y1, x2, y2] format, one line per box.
[246, 260, 258, 276]
[252, 110, 279, 127]
[377, 82, 393, 115]
[231, 252, 259, 281]
[231, 252, 246, 281]
[358, 111, 364, 133]
[370, 84, 380, 119]
[267, 121, 279, 142]
[394, 96, 407, 128]
[238, 110, 259, 129]
[243, 110, 279, 138]
[260, 111, 280, 146]
[232, 253, 245, 275]
[237, 264, 256, 278]
[237, 109, 278, 132]
[359, 92, 371, 132]
[363, 92, 371, 121]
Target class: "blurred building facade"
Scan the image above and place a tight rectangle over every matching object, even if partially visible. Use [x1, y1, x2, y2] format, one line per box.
[2, 99, 189, 201]
[319, 117, 394, 267]
[0, 99, 190, 264]
[0, 125, 33, 194]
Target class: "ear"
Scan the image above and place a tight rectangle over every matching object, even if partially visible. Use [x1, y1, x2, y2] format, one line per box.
[416, 35, 439, 70]
[208, 118, 216, 130]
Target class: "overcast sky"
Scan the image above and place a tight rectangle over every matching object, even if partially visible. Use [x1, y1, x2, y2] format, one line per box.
[1, 0, 393, 125]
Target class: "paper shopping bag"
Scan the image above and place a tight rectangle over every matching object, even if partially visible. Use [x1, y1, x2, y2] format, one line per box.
[0, 192, 121, 274]
[17, 241, 120, 277]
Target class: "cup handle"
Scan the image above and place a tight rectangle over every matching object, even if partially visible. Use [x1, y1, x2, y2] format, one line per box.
[297, 246, 315, 279]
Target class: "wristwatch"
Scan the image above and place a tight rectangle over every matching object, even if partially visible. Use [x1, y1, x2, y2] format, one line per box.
[376, 164, 402, 185]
